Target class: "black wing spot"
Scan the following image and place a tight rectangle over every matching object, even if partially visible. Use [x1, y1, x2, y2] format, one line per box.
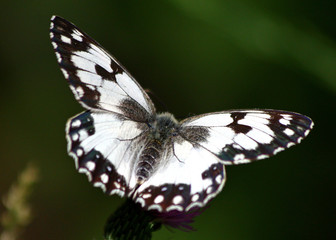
[95, 64, 116, 81]
[110, 60, 124, 75]
[228, 112, 252, 134]
[230, 112, 246, 122]
[88, 126, 95, 135]
[229, 124, 252, 134]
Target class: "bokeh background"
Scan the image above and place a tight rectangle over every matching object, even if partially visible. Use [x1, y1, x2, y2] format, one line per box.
[1, 0, 335, 239]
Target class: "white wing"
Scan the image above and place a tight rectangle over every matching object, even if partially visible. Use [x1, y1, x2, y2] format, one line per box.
[133, 141, 226, 212]
[179, 109, 314, 165]
[50, 16, 155, 121]
[50, 16, 158, 197]
[66, 111, 146, 197]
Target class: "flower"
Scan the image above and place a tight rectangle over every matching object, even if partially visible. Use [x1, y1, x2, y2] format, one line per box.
[104, 199, 205, 239]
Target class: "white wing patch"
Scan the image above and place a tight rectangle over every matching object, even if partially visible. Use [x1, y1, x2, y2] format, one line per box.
[184, 113, 233, 127]
[199, 127, 236, 153]
[115, 72, 152, 113]
[246, 128, 273, 144]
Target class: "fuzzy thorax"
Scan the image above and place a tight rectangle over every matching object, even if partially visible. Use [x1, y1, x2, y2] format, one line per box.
[149, 112, 179, 141]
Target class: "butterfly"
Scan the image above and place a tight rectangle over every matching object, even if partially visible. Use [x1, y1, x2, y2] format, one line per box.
[50, 16, 313, 213]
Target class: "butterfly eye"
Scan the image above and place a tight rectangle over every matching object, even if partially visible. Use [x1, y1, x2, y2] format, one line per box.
[146, 122, 153, 129]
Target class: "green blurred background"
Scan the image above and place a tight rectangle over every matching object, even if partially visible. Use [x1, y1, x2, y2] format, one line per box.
[1, 0, 335, 239]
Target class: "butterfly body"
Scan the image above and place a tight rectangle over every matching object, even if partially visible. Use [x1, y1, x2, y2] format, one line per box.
[137, 113, 178, 182]
[50, 16, 313, 212]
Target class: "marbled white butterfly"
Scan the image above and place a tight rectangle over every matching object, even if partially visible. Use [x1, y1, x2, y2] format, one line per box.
[50, 16, 313, 213]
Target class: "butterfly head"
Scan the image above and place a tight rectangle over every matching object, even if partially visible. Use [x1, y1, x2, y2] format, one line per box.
[148, 113, 179, 141]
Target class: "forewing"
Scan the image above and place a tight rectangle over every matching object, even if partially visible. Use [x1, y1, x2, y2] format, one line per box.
[67, 111, 146, 197]
[50, 16, 155, 120]
[180, 109, 313, 164]
[133, 144, 226, 212]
